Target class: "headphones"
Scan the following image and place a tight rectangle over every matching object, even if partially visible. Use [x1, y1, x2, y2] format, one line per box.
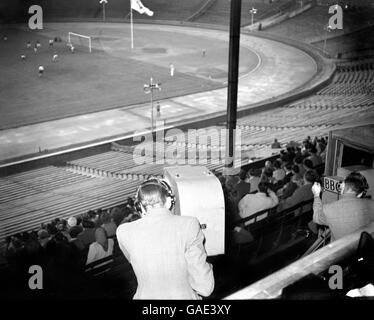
[134, 178, 176, 214]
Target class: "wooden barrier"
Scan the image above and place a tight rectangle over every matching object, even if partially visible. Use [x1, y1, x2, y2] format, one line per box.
[224, 221, 374, 299]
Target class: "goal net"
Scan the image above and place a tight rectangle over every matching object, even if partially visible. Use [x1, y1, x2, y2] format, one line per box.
[68, 32, 92, 53]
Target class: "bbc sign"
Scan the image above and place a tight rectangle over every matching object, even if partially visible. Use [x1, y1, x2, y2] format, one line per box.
[323, 176, 343, 194]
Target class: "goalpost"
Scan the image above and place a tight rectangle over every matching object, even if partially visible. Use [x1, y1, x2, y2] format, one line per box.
[68, 32, 92, 53]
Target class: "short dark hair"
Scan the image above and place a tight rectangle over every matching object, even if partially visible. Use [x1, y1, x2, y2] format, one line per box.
[285, 162, 293, 171]
[344, 172, 369, 195]
[303, 158, 313, 169]
[239, 169, 247, 181]
[263, 167, 273, 178]
[294, 155, 303, 165]
[273, 159, 282, 169]
[292, 164, 300, 173]
[304, 170, 317, 183]
[101, 211, 111, 224]
[309, 146, 317, 154]
[249, 168, 261, 177]
[82, 218, 95, 229]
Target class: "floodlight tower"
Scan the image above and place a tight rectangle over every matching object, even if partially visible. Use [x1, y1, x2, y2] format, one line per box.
[323, 24, 332, 56]
[249, 7, 257, 26]
[144, 78, 161, 134]
[100, 0, 108, 21]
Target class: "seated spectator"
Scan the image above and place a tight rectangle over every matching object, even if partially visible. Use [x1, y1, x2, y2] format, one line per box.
[68, 226, 85, 251]
[247, 168, 261, 193]
[271, 138, 281, 149]
[86, 228, 114, 267]
[101, 211, 117, 237]
[238, 182, 279, 219]
[232, 169, 251, 202]
[264, 160, 273, 171]
[44, 231, 84, 294]
[282, 162, 294, 185]
[23, 232, 44, 266]
[277, 170, 317, 212]
[277, 174, 300, 200]
[291, 164, 303, 181]
[294, 155, 306, 178]
[312, 172, 374, 241]
[77, 218, 96, 248]
[303, 158, 318, 177]
[261, 167, 274, 184]
[67, 216, 78, 229]
[225, 175, 240, 194]
[86, 210, 101, 227]
[317, 142, 327, 163]
[307, 145, 322, 167]
[112, 206, 125, 227]
[37, 229, 51, 248]
[272, 159, 286, 182]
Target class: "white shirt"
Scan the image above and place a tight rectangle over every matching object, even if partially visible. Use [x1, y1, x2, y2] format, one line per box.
[238, 191, 279, 220]
[86, 238, 114, 266]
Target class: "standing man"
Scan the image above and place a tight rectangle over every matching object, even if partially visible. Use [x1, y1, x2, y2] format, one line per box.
[156, 102, 161, 118]
[312, 172, 374, 241]
[170, 63, 174, 77]
[38, 65, 44, 77]
[116, 179, 214, 299]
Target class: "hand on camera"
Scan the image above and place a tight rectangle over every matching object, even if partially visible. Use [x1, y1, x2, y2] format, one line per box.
[312, 182, 322, 197]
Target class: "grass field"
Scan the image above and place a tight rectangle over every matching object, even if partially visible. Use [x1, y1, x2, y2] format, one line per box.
[0, 22, 259, 130]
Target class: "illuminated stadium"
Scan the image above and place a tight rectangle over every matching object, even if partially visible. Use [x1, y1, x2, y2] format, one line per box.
[1, 0, 374, 301]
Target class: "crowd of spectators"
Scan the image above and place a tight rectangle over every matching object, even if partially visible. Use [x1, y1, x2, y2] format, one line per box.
[4, 199, 140, 295]
[218, 136, 327, 228]
[2, 135, 328, 295]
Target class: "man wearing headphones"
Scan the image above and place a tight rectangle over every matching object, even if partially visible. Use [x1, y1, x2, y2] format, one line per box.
[116, 179, 214, 299]
[312, 172, 374, 241]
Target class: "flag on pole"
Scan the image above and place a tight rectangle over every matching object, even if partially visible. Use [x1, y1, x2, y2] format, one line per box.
[131, 0, 154, 16]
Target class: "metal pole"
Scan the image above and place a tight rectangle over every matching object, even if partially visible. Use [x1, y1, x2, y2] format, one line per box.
[130, 5, 134, 49]
[225, 0, 242, 174]
[150, 78, 154, 134]
[103, 3, 106, 21]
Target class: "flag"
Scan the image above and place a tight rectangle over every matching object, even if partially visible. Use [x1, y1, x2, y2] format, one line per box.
[131, 0, 154, 16]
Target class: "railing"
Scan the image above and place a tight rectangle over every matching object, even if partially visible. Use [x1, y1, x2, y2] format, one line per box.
[229, 199, 314, 261]
[225, 220, 374, 299]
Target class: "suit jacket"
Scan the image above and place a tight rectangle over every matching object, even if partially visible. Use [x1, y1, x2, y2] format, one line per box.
[278, 183, 313, 212]
[238, 191, 279, 219]
[116, 208, 214, 300]
[313, 194, 374, 241]
[77, 228, 96, 248]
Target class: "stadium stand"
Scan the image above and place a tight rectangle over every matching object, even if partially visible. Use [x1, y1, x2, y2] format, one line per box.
[1, 0, 373, 300]
[192, 0, 298, 26]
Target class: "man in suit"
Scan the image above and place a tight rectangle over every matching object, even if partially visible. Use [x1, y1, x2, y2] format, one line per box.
[312, 172, 374, 241]
[277, 170, 317, 212]
[116, 179, 214, 299]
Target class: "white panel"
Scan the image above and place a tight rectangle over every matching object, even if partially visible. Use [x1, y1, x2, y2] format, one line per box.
[164, 166, 225, 256]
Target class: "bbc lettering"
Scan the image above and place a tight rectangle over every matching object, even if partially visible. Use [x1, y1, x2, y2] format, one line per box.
[323, 177, 342, 194]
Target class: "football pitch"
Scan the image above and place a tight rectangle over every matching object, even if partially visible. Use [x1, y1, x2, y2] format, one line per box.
[0, 22, 259, 130]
